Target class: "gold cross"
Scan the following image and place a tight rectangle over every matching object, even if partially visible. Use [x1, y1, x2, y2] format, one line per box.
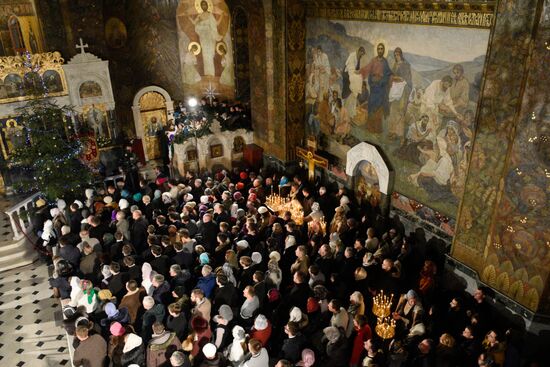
[296, 146, 328, 183]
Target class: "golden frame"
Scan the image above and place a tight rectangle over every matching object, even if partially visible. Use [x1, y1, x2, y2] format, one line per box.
[0, 52, 68, 104]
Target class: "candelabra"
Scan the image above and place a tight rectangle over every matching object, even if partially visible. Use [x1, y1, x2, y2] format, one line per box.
[375, 316, 396, 339]
[265, 194, 290, 212]
[372, 290, 396, 339]
[372, 290, 393, 318]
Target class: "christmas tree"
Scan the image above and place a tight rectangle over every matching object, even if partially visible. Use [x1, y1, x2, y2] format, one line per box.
[8, 52, 94, 200]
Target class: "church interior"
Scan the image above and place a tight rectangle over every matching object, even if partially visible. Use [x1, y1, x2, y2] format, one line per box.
[0, 0, 548, 366]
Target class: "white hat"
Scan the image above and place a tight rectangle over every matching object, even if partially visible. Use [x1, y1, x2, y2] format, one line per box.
[202, 343, 217, 359]
[61, 225, 71, 236]
[254, 314, 269, 330]
[118, 199, 129, 210]
[269, 251, 281, 262]
[57, 199, 67, 210]
[200, 195, 209, 204]
[251, 252, 262, 264]
[50, 208, 60, 217]
[289, 306, 303, 322]
[236, 240, 249, 249]
[258, 206, 268, 214]
[85, 188, 94, 199]
[73, 200, 84, 209]
[103, 196, 113, 204]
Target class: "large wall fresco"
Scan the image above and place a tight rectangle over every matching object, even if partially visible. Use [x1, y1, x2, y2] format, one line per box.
[454, 0, 549, 314]
[176, 0, 235, 99]
[305, 17, 490, 217]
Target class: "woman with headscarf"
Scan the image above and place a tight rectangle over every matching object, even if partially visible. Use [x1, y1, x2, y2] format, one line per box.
[141, 262, 156, 296]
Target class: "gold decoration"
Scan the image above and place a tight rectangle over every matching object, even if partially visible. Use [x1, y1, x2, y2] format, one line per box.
[216, 41, 227, 55]
[375, 316, 396, 339]
[188, 42, 202, 55]
[139, 91, 166, 111]
[373, 290, 393, 318]
[0, 51, 68, 103]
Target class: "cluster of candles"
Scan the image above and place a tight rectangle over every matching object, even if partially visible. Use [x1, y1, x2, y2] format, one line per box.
[372, 291, 396, 340]
[307, 217, 327, 234]
[265, 194, 291, 212]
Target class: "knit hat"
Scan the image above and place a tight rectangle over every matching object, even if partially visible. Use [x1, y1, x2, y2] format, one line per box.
[253, 314, 268, 330]
[132, 193, 142, 202]
[98, 289, 113, 301]
[105, 302, 118, 317]
[103, 196, 113, 204]
[239, 171, 248, 180]
[36, 198, 47, 208]
[307, 297, 320, 313]
[214, 304, 233, 323]
[202, 343, 217, 359]
[236, 182, 245, 191]
[269, 251, 281, 262]
[121, 190, 131, 198]
[110, 322, 125, 336]
[289, 307, 303, 322]
[323, 326, 341, 343]
[251, 252, 262, 265]
[170, 351, 189, 366]
[257, 206, 268, 214]
[236, 240, 249, 249]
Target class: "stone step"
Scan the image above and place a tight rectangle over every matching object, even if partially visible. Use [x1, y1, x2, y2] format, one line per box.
[0, 235, 39, 273]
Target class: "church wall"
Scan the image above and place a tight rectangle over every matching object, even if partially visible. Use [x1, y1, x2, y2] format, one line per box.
[453, 0, 549, 315]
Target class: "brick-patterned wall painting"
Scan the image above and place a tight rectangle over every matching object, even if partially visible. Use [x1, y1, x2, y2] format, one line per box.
[452, 0, 545, 312]
[473, 1, 548, 313]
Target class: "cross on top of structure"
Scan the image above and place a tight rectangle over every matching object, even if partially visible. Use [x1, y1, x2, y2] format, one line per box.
[76, 38, 89, 54]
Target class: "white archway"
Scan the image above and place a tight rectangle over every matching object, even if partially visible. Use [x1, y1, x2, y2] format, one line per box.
[131, 86, 174, 138]
[346, 142, 391, 195]
[131, 86, 174, 161]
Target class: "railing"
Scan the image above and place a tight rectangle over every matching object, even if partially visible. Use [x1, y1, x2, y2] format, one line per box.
[4, 192, 41, 241]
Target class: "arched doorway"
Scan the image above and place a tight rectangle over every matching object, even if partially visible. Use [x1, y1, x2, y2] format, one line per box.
[131, 86, 174, 161]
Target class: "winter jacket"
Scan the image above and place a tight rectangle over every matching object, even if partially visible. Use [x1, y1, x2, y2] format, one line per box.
[146, 331, 181, 367]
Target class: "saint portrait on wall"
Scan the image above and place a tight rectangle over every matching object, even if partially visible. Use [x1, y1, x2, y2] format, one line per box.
[176, 0, 235, 99]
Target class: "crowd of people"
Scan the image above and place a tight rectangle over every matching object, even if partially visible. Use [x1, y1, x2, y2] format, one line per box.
[37, 165, 527, 367]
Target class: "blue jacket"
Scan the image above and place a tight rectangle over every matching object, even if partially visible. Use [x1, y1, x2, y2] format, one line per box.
[196, 274, 216, 299]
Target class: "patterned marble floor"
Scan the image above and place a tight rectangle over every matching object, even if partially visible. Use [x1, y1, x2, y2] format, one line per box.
[0, 261, 70, 366]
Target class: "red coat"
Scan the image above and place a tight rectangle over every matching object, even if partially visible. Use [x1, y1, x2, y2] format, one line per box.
[350, 324, 372, 366]
[250, 321, 272, 347]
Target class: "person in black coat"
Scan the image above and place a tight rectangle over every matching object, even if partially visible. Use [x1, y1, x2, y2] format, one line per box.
[173, 242, 194, 270]
[108, 262, 130, 301]
[69, 203, 84, 236]
[284, 271, 311, 312]
[213, 274, 240, 313]
[196, 213, 218, 253]
[166, 303, 188, 342]
[149, 245, 171, 278]
[131, 211, 149, 253]
[278, 321, 307, 364]
[59, 237, 80, 267]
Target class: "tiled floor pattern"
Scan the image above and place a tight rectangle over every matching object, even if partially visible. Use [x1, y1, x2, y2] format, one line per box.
[0, 261, 70, 366]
